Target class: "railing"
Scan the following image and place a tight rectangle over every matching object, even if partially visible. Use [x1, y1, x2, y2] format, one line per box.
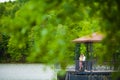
[75, 60, 120, 71]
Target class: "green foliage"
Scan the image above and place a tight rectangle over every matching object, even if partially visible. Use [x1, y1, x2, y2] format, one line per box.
[0, 1, 27, 62]
[100, 0, 120, 61]
[0, 0, 100, 64]
[0, 0, 107, 63]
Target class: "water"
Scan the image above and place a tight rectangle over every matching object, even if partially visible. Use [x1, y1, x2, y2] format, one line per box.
[0, 64, 57, 80]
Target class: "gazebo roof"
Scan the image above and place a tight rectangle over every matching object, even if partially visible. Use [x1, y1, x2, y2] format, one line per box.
[72, 32, 104, 43]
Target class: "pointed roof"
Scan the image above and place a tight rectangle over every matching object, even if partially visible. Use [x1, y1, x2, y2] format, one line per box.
[72, 32, 104, 43]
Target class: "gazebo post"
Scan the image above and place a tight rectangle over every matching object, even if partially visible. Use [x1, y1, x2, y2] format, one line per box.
[75, 43, 80, 71]
[89, 42, 93, 60]
[89, 42, 93, 71]
[85, 42, 93, 71]
[85, 42, 89, 60]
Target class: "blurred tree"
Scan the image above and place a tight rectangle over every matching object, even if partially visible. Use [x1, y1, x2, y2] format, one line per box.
[0, 0, 100, 65]
[0, 1, 27, 62]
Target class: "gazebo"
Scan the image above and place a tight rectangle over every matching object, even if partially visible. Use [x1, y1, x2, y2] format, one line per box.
[59, 32, 116, 80]
[72, 32, 104, 71]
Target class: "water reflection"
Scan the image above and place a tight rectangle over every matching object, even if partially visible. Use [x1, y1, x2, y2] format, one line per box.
[0, 64, 56, 80]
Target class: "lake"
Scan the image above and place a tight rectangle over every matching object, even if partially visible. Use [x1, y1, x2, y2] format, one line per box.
[0, 64, 57, 80]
